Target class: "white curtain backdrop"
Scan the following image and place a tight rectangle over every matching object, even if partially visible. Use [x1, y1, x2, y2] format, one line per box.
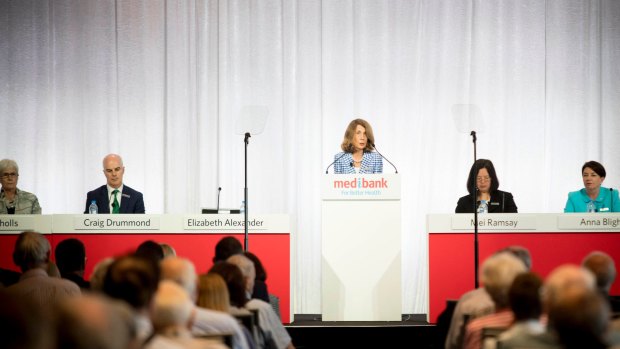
[1, 0, 619, 315]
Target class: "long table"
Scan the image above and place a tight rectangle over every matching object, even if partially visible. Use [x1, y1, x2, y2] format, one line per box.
[427, 213, 620, 323]
[0, 214, 292, 323]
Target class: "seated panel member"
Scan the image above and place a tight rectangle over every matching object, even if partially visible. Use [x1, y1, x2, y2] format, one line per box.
[564, 160, 620, 213]
[455, 159, 517, 213]
[0, 159, 42, 214]
[84, 154, 145, 214]
[333, 118, 383, 174]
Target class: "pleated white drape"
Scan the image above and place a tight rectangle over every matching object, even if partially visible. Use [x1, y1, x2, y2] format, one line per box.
[1, 0, 619, 315]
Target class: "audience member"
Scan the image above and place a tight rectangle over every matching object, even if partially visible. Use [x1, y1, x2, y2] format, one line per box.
[84, 153, 145, 214]
[213, 236, 243, 264]
[0, 267, 21, 287]
[160, 242, 177, 258]
[6, 232, 80, 312]
[463, 252, 526, 349]
[0, 289, 51, 349]
[145, 280, 227, 349]
[582, 250, 620, 312]
[102, 254, 160, 344]
[549, 287, 610, 349]
[198, 273, 231, 313]
[502, 264, 596, 349]
[55, 238, 90, 289]
[0, 158, 42, 214]
[445, 246, 532, 349]
[244, 251, 270, 303]
[89, 257, 114, 292]
[498, 272, 545, 348]
[160, 256, 252, 349]
[136, 239, 165, 262]
[228, 254, 295, 349]
[54, 293, 137, 349]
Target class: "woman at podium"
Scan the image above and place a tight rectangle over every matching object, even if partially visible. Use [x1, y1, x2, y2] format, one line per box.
[564, 160, 620, 212]
[333, 119, 383, 174]
[455, 159, 517, 213]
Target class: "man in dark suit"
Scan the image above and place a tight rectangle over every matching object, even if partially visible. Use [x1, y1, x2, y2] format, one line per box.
[84, 154, 145, 214]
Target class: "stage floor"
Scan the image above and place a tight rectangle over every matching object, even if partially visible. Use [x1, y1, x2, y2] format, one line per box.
[286, 314, 438, 348]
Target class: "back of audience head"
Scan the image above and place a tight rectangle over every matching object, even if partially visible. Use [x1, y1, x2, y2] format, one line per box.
[197, 273, 231, 313]
[209, 262, 248, 307]
[89, 257, 114, 292]
[227, 254, 256, 294]
[55, 238, 86, 275]
[54, 293, 136, 349]
[12, 231, 50, 272]
[135, 240, 164, 262]
[481, 252, 527, 308]
[548, 287, 610, 349]
[499, 245, 532, 271]
[160, 256, 198, 300]
[102, 254, 160, 311]
[509, 272, 543, 321]
[244, 251, 267, 282]
[543, 264, 595, 308]
[160, 242, 177, 259]
[213, 236, 243, 263]
[151, 280, 194, 334]
[582, 251, 616, 294]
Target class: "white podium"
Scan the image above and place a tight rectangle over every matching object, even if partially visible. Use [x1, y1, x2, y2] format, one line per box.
[321, 174, 402, 321]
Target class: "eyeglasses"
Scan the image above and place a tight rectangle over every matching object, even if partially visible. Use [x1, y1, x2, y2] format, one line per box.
[476, 176, 491, 182]
[0, 173, 18, 179]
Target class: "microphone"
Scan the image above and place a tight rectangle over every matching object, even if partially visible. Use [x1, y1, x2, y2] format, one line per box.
[611, 188, 614, 212]
[325, 152, 349, 174]
[216, 187, 222, 213]
[370, 143, 398, 173]
[470, 130, 477, 143]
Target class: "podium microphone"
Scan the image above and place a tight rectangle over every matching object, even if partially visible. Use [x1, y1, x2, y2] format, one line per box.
[325, 152, 348, 174]
[611, 188, 614, 212]
[216, 187, 222, 213]
[370, 143, 398, 173]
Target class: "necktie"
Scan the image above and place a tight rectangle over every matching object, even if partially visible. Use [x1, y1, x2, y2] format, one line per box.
[112, 189, 120, 214]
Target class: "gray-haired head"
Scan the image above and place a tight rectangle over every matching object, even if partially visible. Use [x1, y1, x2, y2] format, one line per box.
[0, 159, 19, 175]
[482, 252, 527, 308]
[12, 231, 50, 272]
[582, 251, 616, 294]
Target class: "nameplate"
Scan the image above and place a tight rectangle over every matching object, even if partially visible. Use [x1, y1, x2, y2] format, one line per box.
[0, 216, 34, 231]
[183, 215, 288, 233]
[451, 215, 537, 231]
[557, 215, 620, 231]
[73, 216, 160, 231]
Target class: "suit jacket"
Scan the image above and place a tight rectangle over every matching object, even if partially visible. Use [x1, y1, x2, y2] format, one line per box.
[333, 151, 383, 174]
[455, 190, 517, 213]
[84, 184, 145, 214]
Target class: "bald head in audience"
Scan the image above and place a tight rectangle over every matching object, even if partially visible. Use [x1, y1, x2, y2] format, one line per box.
[582, 251, 616, 294]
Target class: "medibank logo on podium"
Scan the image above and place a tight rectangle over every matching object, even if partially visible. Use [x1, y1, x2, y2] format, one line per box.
[322, 174, 400, 200]
[333, 177, 388, 189]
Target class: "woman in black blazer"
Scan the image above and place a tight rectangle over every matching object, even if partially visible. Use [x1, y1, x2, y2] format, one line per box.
[455, 159, 518, 213]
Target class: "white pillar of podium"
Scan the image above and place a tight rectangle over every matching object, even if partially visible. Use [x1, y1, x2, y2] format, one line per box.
[321, 174, 401, 321]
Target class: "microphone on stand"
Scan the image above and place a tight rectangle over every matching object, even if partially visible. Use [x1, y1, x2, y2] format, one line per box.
[325, 152, 349, 174]
[611, 188, 614, 212]
[370, 143, 398, 173]
[216, 187, 222, 213]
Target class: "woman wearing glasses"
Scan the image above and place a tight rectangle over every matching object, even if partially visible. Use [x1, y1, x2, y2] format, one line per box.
[455, 159, 517, 213]
[0, 159, 41, 214]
